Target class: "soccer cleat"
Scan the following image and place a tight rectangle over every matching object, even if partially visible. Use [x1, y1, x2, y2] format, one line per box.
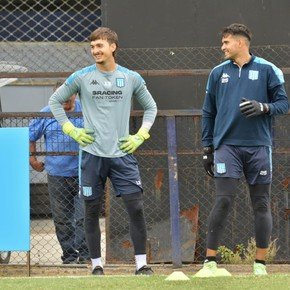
[253, 262, 267, 275]
[194, 261, 218, 277]
[135, 265, 154, 275]
[92, 266, 104, 275]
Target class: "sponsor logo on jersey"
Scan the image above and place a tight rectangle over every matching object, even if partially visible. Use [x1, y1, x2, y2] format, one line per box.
[248, 70, 259, 80]
[90, 80, 99, 85]
[116, 78, 125, 88]
[92, 90, 123, 101]
[92, 90, 122, 95]
[221, 73, 230, 83]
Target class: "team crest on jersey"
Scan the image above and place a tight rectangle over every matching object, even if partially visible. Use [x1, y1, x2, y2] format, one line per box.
[116, 78, 125, 87]
[248, 70, 259, 80]
[221, 73, 230, 83]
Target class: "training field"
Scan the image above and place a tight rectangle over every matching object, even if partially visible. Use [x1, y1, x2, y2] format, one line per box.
[1, 264, 290, 289]
[0, 274, 290, 290]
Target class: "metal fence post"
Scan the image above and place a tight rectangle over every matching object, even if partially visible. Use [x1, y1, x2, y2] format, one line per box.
[166, 116, 182, 268]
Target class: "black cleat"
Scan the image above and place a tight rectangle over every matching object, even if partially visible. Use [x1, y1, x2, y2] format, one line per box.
[92, 266, 104, 275]
[78, 257, 91, 264]
[62, 258, 78, 264]
[135, 265, 154, 275]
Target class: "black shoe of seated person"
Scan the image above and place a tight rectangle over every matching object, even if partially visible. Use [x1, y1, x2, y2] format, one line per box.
[135, 265, 154, 275]
[92, 266, 104, 275]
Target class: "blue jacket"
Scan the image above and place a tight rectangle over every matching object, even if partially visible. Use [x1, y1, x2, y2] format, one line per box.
[202, 55, 289, 149]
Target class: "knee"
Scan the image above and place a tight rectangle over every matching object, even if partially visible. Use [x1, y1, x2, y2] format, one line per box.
[252, 197, 270, 213]
[128, 201, 144, 220]
[123, 194, 144, 220]
[84, 198, 102, 219]
[215, 196, 232, 212]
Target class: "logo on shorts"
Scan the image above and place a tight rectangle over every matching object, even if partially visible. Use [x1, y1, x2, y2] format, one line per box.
[216, 163, 226, 174]
[136, 180, 142, 186]
[259, 170, 267, 176]
[82, 186, 92, 197]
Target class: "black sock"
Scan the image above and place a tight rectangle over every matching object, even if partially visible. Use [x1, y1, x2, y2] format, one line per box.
[205, 256, 217, 263]
[255, 259, 266, 265]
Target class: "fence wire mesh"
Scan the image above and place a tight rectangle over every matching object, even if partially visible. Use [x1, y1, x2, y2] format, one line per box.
[0, 113, 289, 265]
[1, 44, 290, 73]
[1, 0, 102, 42]
[0, 0, 289, 268]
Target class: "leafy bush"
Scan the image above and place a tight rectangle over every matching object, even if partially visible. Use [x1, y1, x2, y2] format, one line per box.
[217, 237, 279, 264]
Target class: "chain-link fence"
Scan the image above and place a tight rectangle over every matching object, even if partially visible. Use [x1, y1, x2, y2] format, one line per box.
[0, 0, 289, 268]
[1, 44, 290, 73]
[0, 112, 289, 266]
[1, 0, 101, 42]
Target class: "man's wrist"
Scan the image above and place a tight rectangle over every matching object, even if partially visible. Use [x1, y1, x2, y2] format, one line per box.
[262, 103, 270, 114]
[62, 121, 75, 135]
[29, 157, 37, 166]
[137, 128, 150, 140]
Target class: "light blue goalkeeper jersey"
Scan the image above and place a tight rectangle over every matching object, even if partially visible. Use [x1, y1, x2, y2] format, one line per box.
[49, 64, 157, 157]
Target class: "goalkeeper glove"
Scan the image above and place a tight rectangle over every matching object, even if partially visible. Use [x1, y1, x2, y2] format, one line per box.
[62, 121, 95, 146]
[239, 98, 269, 118]
[119, 128, 150, 154]
[203, 146, 214, 178]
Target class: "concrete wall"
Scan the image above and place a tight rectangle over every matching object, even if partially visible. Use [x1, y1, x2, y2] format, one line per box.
[103, 0, 290, 110]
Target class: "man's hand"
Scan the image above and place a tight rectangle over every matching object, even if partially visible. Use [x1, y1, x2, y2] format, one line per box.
[62, 121, 95, 146]
[119, 128, 150, 154]
[203, 146, 214, 177]
[30, 159, 45, 172]
[239, 98, 269, 118]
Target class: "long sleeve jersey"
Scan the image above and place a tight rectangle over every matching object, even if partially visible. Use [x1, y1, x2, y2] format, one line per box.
[202, 55, 289, 149]
[49, 64, 157, 157]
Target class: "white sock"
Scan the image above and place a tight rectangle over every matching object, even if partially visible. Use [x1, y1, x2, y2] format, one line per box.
[135, 254, 147, 270]
[91, 257, 103, 270]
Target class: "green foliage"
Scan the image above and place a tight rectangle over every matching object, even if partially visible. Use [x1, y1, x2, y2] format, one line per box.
[217, 237, 279, 264]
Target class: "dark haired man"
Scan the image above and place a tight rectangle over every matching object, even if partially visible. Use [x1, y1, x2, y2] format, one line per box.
[49, 27, 157, 275]
[199, 23, 289, 276]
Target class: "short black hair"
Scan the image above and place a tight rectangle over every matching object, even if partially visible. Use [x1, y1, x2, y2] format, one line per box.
[221, 23, 252, 41]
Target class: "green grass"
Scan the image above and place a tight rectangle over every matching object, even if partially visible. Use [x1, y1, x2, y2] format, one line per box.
[0, 274, 289, 290]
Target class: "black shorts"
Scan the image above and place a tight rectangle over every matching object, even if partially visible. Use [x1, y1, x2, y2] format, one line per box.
[214, 145, 272, 184]
[79, 151, 143, 200]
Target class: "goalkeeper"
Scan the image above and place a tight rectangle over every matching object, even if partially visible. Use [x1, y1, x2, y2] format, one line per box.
[49, 27, 157, 276]
[201, 23, 289, 277]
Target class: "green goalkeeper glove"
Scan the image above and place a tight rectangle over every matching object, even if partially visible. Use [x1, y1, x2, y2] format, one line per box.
[119, 128, 150, 154]
[62, 121, 95, 146]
